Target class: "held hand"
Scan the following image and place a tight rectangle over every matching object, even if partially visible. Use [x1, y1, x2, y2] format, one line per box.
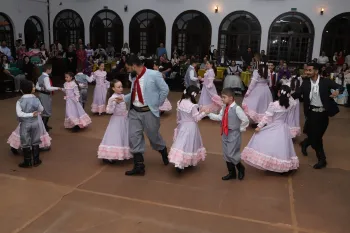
[255, 127, 261, 132]
[115, 96, 124, 103]
[330, 90, 339, 98]
[33, 111, 39, 117]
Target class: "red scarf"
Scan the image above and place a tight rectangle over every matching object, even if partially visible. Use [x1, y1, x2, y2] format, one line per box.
[221, 105, 230, 136]
[131, 67, 146, 104]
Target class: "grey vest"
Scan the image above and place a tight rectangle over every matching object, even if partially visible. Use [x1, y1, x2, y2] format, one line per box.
[184, 66, 198, 88]
[75, 74, 88, 87]
[227, 105, 240, 131]
[18, 96, 41, 123]
[37, 74, 49, 93]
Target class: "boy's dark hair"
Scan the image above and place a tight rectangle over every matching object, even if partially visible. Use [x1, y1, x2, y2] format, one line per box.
[20, 80, 34, 94]
[221, 88, 235, 97]
[43, 63, 52, 72]
[190, 58, 198, 65]
[127, 55, 143, 66]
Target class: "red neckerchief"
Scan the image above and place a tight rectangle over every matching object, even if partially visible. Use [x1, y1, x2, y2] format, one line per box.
[131, 67, 146, 104]
[49, 77, 54, 95]
[221, 105, 230, 136]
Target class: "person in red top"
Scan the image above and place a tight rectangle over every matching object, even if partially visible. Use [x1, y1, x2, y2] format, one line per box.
[337, 51, 345, 66]
[76, 44, 87, 72]
[206, 88, 249, 181]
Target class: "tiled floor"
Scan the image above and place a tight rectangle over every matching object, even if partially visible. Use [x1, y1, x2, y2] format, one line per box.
[0, 89, 349, 233]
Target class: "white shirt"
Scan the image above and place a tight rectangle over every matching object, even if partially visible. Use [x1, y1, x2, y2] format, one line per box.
[221, 57, 224, 64]
[121, 47, 130, 54]
[318, 56, 329, 64]
[16, 94, 44, 118]
[310, 76, 323, 107]
[208, 102, 249, 132]
[345, 55, 350, 66]
[35, 73, 60, 92]
[132, 72, 146, 107]
[0, 46, 11, 57]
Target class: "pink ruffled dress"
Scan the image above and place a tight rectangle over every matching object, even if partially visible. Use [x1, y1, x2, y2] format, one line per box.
[198, 68, 222, 113]
[241, 101, 299, 173]
[97, 94, 132, 160]
[168, 99, 207, 169]
[159, 98, 172, 112]
[63, 81, 92, 128]
[91, 70, 109, 114]
[287, 97, 301, 138]
[7, 115, 51, 149]
[242, 70, 273, 123]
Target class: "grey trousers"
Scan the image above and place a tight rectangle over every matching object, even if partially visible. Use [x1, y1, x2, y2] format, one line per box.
[14, 74, 26, 91]
[39, 93, 52, 117]
[79, 88, 88, 106]
[20, 120, 41, 148]
[222, 130, 242, 165]
[129, 109, 166, 154]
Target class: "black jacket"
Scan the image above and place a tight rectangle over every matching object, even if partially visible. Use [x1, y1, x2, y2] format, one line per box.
[292, 76, 344, 117]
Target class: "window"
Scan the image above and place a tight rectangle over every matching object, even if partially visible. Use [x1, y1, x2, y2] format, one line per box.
[53, 10, 84, 49]
[267, 12, 314, 64]
[129, 10, 165, 56]
[0, 13, 14, 53]
[172, 10, 211, 57]
[24, 16, 44, 49]
[321, 13, 350, 57]
[218, 11, 261, 60]
[90, 10, 123, 51]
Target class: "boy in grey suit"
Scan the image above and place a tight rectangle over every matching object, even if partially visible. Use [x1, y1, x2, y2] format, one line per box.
[116, 55, 170, 176]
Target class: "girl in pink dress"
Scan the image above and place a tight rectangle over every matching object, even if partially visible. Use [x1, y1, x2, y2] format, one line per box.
[62, 72, 92, 132]
[198, 61, 222, 113]
[168, 85, 207, 173]
[91, 62, 109, 115]
[97, 79, 132, 164]
[241, 85, 299, 173]
[7, 115, 51, 154]
[153, 60, 172, 114]
[242, 64, 273, 125]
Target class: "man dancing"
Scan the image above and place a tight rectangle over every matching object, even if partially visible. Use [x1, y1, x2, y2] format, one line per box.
[117, 55, 169, 176]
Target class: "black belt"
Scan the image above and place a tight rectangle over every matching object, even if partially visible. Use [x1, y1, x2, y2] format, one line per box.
[38, 91, 50, 95]
[309, 105, 325, 112]
[132, 105, 150, 112]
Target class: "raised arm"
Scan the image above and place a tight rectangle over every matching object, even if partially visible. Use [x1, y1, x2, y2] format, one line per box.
[43, 77, 60, 91]
[208, 107, 224, 121]
[106, 96, 117, 114]
[191, 105, 207, 122]
[189, 69, 198, 81]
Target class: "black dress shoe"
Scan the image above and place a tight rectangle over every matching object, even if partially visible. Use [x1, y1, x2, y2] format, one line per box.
[125, 163, 145, 176]
[10, 147, 19, 155]
[236, 162, 245, 180]
[18, 148, 32, 168]
[222, 162, 236, 181]
[103, 159, 116, 164]
[159, 147, 169, 165]
[313, 160, 327, 169]
[32, 145, 42, 167]
[299, 142, 308, 156]
[176, 167, 183, 173]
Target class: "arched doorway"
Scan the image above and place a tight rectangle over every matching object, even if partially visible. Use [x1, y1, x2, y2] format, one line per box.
[172, 10, 211, 58]
[53, 9, 84, 49]
[24, 16, 44, 48]
[267, 12, 314, 64]
[218, 11, 261, 60]
[129, 10, 166, 56]
[90, 9, 123, 51]
[0, 13, 14, 54]
[321, 13, 350, 57]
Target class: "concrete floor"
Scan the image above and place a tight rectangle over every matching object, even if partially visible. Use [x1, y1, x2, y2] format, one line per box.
[0, 89, 349, 233]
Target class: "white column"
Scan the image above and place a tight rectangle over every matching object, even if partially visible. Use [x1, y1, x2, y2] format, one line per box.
[166, 22, 172, 58]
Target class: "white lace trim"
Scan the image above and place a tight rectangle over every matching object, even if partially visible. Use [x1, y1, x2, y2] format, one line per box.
[177, 100, 198, 113]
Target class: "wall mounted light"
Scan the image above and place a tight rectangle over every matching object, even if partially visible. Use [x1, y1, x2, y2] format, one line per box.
[320, 8, 324, 15]
[124, 5, 128, 12]
[214, 5, 219, 13]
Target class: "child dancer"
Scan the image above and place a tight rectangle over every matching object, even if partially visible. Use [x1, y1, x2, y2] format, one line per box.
[242, 63, 273, 125]
[198, 61, 222, 113]
[75, 67, 94, 109]
[168, 85, 206, 173]
[91, 62, 109, 115]
[62, 72, 92, 131]
[97, 79, 132, 163]
[153, 60, 172, 114]
[16, 80, 44, 168]
[7, 115, 51, 154]
[35, 64, 61, 131]
[206, 88, 249, 180]
[241, 85, 299, 173]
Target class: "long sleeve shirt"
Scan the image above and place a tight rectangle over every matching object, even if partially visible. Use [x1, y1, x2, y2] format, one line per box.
[35, 73, 60, 92]
[16, 94, 43, 117]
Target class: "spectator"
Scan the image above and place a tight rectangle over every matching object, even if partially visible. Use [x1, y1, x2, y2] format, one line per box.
[241, 47, 253, 66]
[160, 55, 172, 78]
[318, 51, 329, 64]
[156, 42, 167, 58]
[0, 41, 11, 58]
[121, 42, 130, 55]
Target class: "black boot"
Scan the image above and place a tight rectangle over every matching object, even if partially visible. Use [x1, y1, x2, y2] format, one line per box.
[125, 153, 145, 176]
[236, 162, 246, 180]
[42, 117, 52, 131]
[11, 147, 19, 155]
[82, 103, 85, 109]
[313, 149, 327, 169]
[222, 162, 236, 180]
[175, 167, 183, 173]
[299, 139, 309, 156]
[32, 145, 42, 167]
[159, 147, 169, 165]
[72, 125, 80, 132]
[18, 148, 32, 168]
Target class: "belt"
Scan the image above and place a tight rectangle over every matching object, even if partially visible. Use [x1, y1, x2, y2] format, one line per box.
[310, 105, 325, 112]
[132, 105, 150, 112]
[38, 90, 50, 95]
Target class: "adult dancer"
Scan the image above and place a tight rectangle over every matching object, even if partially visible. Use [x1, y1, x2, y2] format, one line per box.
[116, 55, 169, 176]
[293, 63, 343, 169]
